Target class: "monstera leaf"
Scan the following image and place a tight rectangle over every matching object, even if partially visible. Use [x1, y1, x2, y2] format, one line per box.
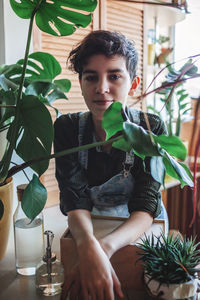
[18, 52, 62, 82]
[0, 52, 71, 111]
[0, 52, 63, 85]
[25, 79, 71, 102]
[10, 0, 97, 36]
[16, 95, 53, 176]
[21, 174, 47, 221]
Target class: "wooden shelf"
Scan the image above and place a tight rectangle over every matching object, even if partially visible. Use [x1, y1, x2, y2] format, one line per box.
[146, 3, 186, 28]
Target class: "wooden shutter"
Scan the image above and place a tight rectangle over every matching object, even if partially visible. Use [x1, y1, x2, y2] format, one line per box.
[35, 24, 94, 206]
[106, 0, 145, 110]
[33, 1, 146, 206]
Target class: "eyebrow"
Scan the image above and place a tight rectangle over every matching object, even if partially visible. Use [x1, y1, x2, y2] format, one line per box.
[82, 68, 124, 74]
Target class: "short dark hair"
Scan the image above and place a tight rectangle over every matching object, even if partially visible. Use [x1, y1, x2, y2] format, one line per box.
[68, 30, 138, 80]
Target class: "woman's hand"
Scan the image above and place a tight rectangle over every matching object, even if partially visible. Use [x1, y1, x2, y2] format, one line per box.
[78, 237, 123, 300]
[61, 237, 123, 300]
[61, 264, 81, 300]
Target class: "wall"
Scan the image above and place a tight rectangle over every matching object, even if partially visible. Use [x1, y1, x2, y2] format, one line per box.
[0, 0, 5, 65]
[3, 0, 33, 64]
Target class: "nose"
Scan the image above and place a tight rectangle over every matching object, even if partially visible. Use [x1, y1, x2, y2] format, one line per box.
[95, 77, 110, 94]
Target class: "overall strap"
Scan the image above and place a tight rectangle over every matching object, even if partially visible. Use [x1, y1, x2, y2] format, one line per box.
[78, 111, 90, 169]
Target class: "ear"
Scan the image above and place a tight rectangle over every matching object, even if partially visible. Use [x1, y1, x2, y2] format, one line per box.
[79, 78, 84, 95]
[128, 76, 140, 96]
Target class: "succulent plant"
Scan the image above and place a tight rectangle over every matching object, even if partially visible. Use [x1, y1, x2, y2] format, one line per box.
[137, 232, 200, 285]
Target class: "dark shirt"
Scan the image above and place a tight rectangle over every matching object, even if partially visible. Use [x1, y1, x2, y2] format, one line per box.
[54, 108, 167, 218]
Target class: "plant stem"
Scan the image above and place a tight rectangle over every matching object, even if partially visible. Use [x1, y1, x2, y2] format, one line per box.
[168, 93, 173, 136]
[0, 105, 16, 108]
[6, 135, 123, 179]
[10, 161, 30, 183]
[142, 75, 200, 101]
[176, 105, 181, 137]
[0, 123, 10, 133]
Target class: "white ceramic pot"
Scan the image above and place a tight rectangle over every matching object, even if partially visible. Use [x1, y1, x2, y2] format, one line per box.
[144, 274, 198, 299]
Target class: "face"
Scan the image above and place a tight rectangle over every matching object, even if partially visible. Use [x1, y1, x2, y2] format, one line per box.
[79, 54, 138, 121]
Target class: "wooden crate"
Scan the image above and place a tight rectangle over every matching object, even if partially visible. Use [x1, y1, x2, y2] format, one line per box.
[60, 215, 165, 292]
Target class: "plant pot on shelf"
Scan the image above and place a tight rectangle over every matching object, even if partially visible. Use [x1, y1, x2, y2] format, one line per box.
[0, 177, 13, 260]
[144, 274, 198, 300]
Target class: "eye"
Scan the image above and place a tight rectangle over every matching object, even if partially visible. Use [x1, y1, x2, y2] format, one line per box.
[109, 74, 121, 81]
[85, 75, 98, 82]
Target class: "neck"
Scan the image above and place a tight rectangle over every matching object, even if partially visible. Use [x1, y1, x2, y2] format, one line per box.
[92, 116, 106, 141]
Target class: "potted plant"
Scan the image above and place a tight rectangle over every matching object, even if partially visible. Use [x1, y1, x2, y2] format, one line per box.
[0, 0, 97, 259]
[137, 232, 200, 299]
[155, 35, 173, 67]
[148, 59, 198, 137]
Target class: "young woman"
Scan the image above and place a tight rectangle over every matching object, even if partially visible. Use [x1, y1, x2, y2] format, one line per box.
[54, 30, 168, 300]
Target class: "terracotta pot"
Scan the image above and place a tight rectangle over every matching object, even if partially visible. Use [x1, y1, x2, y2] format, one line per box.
[0, 177, 13, 260]
[144, 274, 198, 299]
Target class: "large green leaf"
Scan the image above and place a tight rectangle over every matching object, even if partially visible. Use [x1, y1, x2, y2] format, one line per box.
[0, 199, 4, 220]
[10, 0, 38, 19]
[102, 102, 131, 151]
[10, 0, 97, 36]
[0, 52, 63, 87]
[0, 64, 24, 87]
[153, 135, 187, 161]
[21, 174, 47, 221]
[2, 53, 70, 94]
[54, 79, 71, 93]
[16, 95, 53, 175]
[179, 162, 193, 181]
[123, 122, 160, 159]
[163, 152, 193, 187]
[25, 79, 71, 103]
[102, 102, 124, 140]
[47, 88, 68, 104]
[150, 156, 166, 185]
[25, 81, 53, 97]
[0, 71, 19, 91]
[112, 137, 132, 152]
[18, 52, 62, 82]
[0, 74, 14, 91]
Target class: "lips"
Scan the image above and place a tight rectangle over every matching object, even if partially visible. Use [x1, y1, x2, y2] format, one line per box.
[93, 100, 113, 105]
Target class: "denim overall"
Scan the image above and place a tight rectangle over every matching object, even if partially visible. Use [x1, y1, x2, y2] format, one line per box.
[78, 112, 168, 231]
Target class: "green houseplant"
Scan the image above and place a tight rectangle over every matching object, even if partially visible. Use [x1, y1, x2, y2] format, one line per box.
[137, 232, 200, 299]
[0, 1, 197, 226]
[148, 59, 198, 137]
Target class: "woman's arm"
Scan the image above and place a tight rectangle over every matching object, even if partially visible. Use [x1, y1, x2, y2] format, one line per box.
[54, 114, 93, 214]
[61, 209, 124, 300]
[100, 211, 153, 258]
